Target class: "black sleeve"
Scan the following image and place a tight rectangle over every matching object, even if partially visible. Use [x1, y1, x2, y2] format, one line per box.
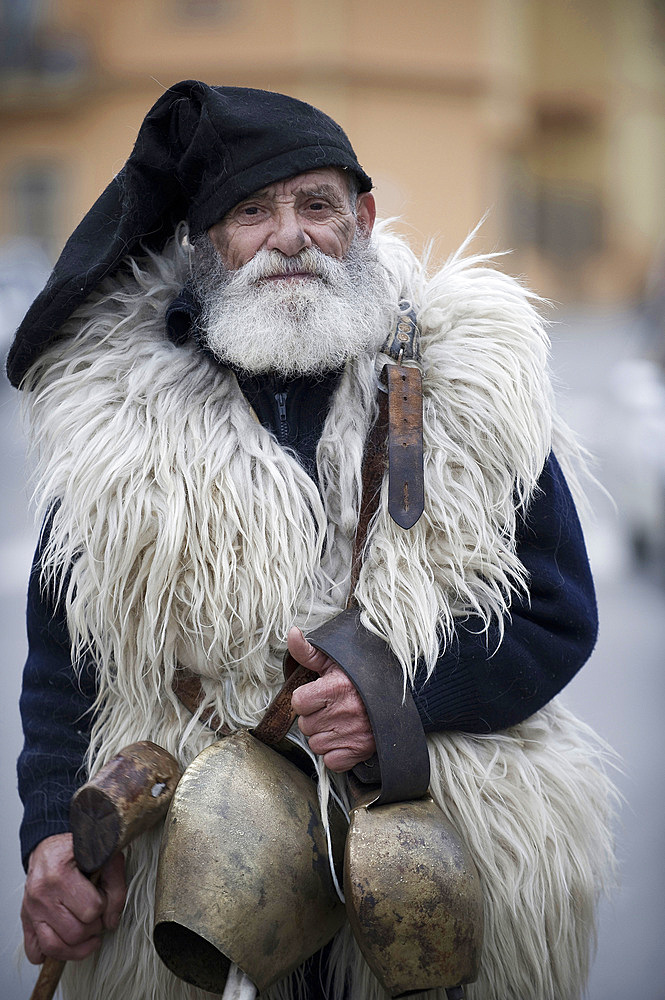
[16, 525, 97, 870]
[411, 453, 598, 733]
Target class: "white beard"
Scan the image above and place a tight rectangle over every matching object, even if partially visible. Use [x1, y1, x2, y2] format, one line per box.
[191, 234, 391, 376]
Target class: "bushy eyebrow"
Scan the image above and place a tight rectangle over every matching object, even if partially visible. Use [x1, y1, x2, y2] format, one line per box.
[238, 182, 345, 207]
[296, 183, 345, 202]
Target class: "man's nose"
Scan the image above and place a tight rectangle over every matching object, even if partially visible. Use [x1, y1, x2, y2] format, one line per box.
[264, 208, 312, 256]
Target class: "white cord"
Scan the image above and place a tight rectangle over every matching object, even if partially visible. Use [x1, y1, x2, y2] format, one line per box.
[286, 732, 349, 903]
[221, 963, 257, 1000]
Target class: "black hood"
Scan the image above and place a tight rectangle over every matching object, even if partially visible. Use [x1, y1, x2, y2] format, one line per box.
[6, 80, 371, 388]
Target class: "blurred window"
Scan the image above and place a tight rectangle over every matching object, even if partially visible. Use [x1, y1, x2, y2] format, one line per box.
[8, 161, 63, 258]
[508, 175, 604, 262]
[507, 104, 605, 264]
[535, 182, 604, 261]
[172, 0, 239, 20]
[0, 0, 87, 78]
[0, 0, 46, 71]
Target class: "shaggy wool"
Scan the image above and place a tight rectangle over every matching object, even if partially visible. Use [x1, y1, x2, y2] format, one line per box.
[21, 223, 616, 1000]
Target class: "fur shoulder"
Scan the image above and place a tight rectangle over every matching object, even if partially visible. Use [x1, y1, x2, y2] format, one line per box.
[22, 229, 191, 391]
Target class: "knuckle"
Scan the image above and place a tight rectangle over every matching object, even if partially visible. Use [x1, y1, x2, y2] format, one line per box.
[34, 922, 63, 956]
[297, 716, 313, 737]
[326, 672, 352, 701]
[61, 916, 102, 948]
[79, 898, 104, 925]
[292, 688, 313, 714]
[26, 872, 49, 898]
[323, 751, 349, 773]
[307, 733, 326, 754]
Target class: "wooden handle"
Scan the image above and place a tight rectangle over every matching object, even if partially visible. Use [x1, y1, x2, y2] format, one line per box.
[251, 661, 317, 747]
[70, 741, 181, 873]
[29, 743, 181, 999]
[29, 957, 65, 1000]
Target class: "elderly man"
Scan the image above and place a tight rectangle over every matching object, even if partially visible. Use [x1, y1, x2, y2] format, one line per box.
[9, 81, 614, 1000]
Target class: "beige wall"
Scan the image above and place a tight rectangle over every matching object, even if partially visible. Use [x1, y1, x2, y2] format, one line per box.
[2, 0, 665, 302]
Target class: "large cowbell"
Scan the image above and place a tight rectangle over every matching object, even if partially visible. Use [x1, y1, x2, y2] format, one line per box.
[344, 783, 484, 997]
[309, 613, 484, 998]
[153, 731, 347, 994]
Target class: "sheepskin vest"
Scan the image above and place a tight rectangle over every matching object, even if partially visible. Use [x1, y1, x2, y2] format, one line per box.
[23, 226, 616, 1000]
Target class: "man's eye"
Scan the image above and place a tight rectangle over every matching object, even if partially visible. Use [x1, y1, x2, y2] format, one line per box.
[242, 205, 260, 216]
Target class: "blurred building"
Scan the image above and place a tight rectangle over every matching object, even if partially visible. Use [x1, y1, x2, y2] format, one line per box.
[1, 0, 665, 303]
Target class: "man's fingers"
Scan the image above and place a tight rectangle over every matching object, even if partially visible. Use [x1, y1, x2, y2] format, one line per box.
[21, 901, 102, 963]
[28, 866, 104, 929]
[305, 735, 377, 772]
[305, 727, 375, 759]
[99, 852, 127, 931]
[30, 890, 104, 948]
[287, 628, 377, 771]
[299, 707, 375, 765]
[20, 913, 45, 965]
[287, 626, 335, 675]
[32, 921, 102, 963]
[21, 832, 120, 963]
[294, 664, 361, 721]
[321, 747, 374, 773]
[292, 678, 328, 717]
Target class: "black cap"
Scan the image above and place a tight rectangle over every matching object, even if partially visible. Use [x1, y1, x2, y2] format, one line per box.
[6, 80, 372, 388]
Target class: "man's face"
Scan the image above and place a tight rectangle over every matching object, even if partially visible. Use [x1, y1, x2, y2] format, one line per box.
[191, 167, 388, 378]
[208, 167, 376, 271]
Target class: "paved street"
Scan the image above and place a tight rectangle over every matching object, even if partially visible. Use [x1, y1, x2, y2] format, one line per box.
[1, 307, 664, 999]
[548, 307, 665, 1000]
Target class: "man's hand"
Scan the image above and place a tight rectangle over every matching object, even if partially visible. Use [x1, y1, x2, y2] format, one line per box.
[21, 832, 126, 964]
[288, 626, 376, 771]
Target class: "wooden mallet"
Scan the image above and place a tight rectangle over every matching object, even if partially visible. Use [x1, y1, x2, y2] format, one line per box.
[29, 741, 181, 1000]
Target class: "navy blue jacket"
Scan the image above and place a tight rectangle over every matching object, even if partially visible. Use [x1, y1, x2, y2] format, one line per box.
[17, 299, 598, 868]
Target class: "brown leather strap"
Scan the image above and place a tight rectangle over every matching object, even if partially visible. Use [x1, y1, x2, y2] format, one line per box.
[252, 660, 318, 746]
[381, 299, 424, 529]
[172, 667, 231, 736]
[173, 661, 319, 747]
[349, 388, 389, 597]
[386, 364, 424, 529]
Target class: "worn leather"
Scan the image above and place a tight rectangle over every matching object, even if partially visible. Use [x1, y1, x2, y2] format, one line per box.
[380, 299, 425, 530]
[306, 608, 430, 806]
[386, 363, 425, 529]
[172, 666, 231, 735]
[252, 661, 318, 747]
[381, 300, 421, 363]
[350, 388, 389, 595]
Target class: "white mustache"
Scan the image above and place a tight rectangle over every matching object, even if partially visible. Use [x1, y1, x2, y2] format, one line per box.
[237, 248, 341, 285]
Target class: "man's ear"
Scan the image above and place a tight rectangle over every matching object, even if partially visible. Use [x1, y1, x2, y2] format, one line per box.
[356, 192, 376, 235]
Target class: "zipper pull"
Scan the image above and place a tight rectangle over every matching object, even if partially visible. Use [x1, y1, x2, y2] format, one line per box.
[275, 391, 288, 444]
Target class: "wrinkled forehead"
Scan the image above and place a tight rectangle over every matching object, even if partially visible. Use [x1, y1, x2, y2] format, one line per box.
[226, 166, 354, 213]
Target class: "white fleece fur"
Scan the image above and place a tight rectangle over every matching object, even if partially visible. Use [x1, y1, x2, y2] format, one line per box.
[22, 224, 616, 1000]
